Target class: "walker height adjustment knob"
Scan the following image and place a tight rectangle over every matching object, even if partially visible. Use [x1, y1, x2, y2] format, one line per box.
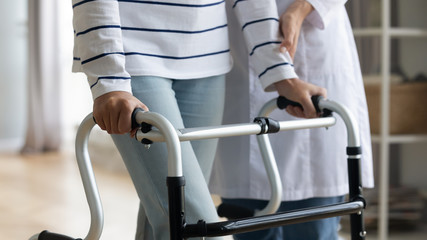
[132, 108, 154, 147]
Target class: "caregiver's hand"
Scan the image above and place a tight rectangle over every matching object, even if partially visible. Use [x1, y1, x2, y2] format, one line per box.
[279, 0, 314, 59]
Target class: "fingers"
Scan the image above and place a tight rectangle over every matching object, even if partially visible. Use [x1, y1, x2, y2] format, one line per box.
[279, 4, 304, 60]
[117, 107, 131, 134]
[280, 28, 298, 59]
[93, 107, 110, 132]
[130, 128, 138, 138]
[318, 87, 328, 99]
[280, 34, 292, 53]
[280, 25, 296, 58]
[281, 41, 297, 59]
[302, 85, 328, 118]
[275, 78, 328, 119]
[116, 102, 149, 133]
[140, 103, 149, 112]
[93, 106, 119, 134]
[284, 94, 318, 119]
[286, 105, 305, 118]
[95, 115, 107, 132]
[93, 91, 149, 135]
[300, 96, 318, 118]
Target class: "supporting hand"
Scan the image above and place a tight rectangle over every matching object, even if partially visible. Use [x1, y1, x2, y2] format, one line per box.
[274, 79, 327, 118]
[279, 0, 314, 59]
[93, 91, 149, 134]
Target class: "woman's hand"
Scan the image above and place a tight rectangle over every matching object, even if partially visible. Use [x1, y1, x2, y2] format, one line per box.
[93, 91, 149, 135]
[274, 78, 327, 118]
[279, 0, 314, 59]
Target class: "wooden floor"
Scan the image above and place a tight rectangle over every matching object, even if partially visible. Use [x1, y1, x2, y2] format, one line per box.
[0, 151, 139, 240]
[1, 151, 426, 240]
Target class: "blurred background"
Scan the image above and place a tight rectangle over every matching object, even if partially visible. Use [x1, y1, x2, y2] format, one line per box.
[0, 0, 426, 240]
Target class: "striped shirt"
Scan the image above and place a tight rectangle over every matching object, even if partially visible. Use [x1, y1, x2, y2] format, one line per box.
[72, 0, 297, 99]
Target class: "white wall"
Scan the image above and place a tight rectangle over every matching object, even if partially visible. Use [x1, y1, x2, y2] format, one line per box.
[0, 1, 92, 153]
[0, 1, 28, 151]
[57, 2, 92, 150]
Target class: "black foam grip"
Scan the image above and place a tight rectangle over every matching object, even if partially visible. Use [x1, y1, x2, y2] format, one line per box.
[311, 95, 323, 113]
[347, 146, 362, 155]
[277, 96, 323, 114]
[38, 230, 81, 240]
[217, 203, 255, 219]
[277, 96, 302, 110]
[131, 108, 144, 130]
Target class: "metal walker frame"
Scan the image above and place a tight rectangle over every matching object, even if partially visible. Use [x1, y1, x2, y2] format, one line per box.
[31, 97, 366, 240]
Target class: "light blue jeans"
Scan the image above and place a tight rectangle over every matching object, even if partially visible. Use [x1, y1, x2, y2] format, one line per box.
[111, 75, 225, 240]
[222, 196, 345, 240]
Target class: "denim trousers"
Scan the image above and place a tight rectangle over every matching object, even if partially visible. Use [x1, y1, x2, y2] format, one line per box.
[111, 75, 225, 240]
[222, 196, 345, 240]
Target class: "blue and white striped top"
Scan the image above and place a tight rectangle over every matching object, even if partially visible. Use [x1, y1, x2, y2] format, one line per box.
[72, 0, 297, 99]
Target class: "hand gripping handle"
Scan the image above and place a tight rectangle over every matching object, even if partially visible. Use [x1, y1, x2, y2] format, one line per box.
[132, 108, 152, 133]
[277, 96, 331, 117]
[276, 95, 323, 113]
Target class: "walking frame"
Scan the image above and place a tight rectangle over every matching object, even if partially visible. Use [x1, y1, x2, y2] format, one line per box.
[31, 96, 367, 240]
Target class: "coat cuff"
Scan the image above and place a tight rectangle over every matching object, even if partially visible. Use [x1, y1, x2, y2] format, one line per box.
[305, 0, 347, 29]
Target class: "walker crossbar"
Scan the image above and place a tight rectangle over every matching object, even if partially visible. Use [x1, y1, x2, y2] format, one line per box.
[183, 201, 364, 238]
[135, 116, 336, 143]
[30, 97, 366, 240]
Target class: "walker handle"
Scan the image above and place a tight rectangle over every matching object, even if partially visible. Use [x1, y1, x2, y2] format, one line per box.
[131, 108, 152, 133]
[277, 96, 330, 116]
[131, 108, 144, 129]
[277, 95, 323, 113]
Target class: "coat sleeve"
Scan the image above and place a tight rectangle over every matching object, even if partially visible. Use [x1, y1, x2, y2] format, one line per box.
[72, 0, 132, 100]
[230, 0, 298, 92]
[305, 0, 347, 29]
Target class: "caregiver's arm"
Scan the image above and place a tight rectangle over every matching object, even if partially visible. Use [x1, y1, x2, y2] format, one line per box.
[279, 0, 314, 59]
[231, 0, 326, 118]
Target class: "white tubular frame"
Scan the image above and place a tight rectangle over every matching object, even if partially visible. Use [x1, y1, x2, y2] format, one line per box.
[136, 99, 337, 217]
[134, 112, 182, 177]
[253, 98, 284, 216]
[253, 98, 361, 216]
[65, 97, 352, 240]
[319, 100, 360, 148]
[75, 114, 103, 240]
[135, 114, 336, 179]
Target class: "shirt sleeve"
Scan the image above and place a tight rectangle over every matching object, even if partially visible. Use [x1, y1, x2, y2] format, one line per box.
[230, 0, 298, 92]
[305, 0, 347, 29]
[72, 0, 132, 100]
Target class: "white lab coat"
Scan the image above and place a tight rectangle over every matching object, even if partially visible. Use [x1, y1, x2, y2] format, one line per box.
[209, 0, 374, 201]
